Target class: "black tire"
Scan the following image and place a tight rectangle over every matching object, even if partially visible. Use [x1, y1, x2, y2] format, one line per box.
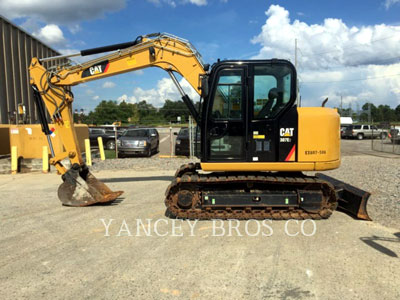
[146, 148, 152, 157]
[105, 140, 116, 150]
[118, 152, 124, 158]
[357, 133, 364, 140]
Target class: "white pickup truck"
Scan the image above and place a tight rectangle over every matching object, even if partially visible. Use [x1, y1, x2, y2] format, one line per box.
[343, 124, 388, 140]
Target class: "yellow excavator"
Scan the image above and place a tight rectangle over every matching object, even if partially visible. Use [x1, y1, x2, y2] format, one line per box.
[29, 33, 370, 220]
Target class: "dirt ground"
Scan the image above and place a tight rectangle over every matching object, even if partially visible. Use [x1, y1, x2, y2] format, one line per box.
[1, 161, 399, 299]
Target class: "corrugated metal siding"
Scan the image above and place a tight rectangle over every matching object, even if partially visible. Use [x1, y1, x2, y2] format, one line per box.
[0, 15, 63, 124]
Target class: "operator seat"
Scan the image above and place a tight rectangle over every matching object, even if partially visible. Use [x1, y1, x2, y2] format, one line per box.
[258, 87, 278, 118]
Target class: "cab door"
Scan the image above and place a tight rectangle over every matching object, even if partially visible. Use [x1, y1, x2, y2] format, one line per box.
[248, 63, 296, 162]
[205, 66, 248, 161]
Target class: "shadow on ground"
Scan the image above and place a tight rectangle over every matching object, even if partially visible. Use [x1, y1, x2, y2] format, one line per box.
[360, 232, 400, 258]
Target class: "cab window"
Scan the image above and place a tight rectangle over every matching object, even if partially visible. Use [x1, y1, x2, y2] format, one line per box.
[211, 70, 242, 120]
[253, 65, 293, 119]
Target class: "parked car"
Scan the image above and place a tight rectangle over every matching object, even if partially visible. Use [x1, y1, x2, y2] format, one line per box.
[343, 124, 388, 140]
[389, 128, 400, 144]
[89, 127, 119, 150]
[174, 127, 200, 156]
[340, 124, 351, 138]
[117, 128, 159, 157]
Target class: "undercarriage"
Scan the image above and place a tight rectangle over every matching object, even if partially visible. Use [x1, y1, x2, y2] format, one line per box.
[165, 163, 371, 220]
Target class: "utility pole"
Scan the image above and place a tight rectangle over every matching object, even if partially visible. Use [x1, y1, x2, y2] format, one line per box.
[295, 38, 298, 70]
[368, 102, 371, 124]
[295, 38, 299, 105]
[340, 94, 343, 113]
[356, 102, 360, 121]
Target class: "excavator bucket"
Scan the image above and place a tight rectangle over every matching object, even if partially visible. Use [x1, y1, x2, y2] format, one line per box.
[316, 173, 371, 221]
[58, 164, 123, 207]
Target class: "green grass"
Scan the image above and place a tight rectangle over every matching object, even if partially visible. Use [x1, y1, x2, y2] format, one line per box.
[105, 150, 116, 159]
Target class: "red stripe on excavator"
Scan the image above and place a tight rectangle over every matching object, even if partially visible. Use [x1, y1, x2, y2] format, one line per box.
[285, 145, 296, 161]
[104, 63, 110, 73]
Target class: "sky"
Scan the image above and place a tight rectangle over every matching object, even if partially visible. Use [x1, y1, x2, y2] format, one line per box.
[2, 0, 400, 113]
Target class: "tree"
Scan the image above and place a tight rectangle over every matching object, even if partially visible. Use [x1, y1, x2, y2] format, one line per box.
[395, 104, 400, 121]
[92, 100, 120, 124]
[118, 101, 132, 123]
[377, 104, 396, 122]
[361, 103, 378, 122]
[160, 99, 190, 122]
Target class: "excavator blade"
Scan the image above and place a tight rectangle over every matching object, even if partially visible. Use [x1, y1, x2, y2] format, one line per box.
[58, 165, 123, 207]
[316, 173, 371, 221]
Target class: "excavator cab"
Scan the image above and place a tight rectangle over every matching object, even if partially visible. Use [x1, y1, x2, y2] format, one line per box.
[201, 60, 297, 164]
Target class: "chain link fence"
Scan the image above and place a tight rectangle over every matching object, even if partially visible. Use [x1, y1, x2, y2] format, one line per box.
[371, 125, 400, 155]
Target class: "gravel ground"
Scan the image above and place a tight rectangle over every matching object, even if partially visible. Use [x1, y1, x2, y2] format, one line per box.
[91, 156, 199, 172]
[1, 170, 400, 299]
[91, 155, 399, 229]
[322, 156, 400, 229]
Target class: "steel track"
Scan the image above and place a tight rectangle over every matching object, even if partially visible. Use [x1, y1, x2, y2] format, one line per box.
[164, 164, 337, 220]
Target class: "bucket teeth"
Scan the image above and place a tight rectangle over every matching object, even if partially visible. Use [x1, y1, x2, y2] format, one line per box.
[58, 166, 123, 207]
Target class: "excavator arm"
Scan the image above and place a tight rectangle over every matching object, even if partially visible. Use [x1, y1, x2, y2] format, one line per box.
[29, 33, 208, 206]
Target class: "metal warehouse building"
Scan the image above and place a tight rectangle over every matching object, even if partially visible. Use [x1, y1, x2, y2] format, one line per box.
[0, 15, 64, 124]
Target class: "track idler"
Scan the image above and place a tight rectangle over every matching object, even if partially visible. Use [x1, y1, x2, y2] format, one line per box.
[58, 164, 123, 206]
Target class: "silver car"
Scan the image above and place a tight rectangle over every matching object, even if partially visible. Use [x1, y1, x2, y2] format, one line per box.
[117, 128, 159, 157]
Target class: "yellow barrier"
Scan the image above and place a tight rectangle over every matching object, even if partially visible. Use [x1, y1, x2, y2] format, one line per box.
[85, 139, 92, 166]
[42, 146, 49, 173]
[9, 124, 89, 159]
[11, 146, 18, 174]
[97, 137, 105, 161]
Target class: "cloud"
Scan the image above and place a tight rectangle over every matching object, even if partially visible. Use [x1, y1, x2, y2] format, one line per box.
[252, 5, 400, 70]
[147, 0, 177, 7]
[0, 0, 126, 24]
[146, 0, 207, 7]
[299, 64, 400, 106]
[117, 94, 129, 102]
[68, 24, 81, 34]
[186, 0, 207, 5]
[384, 0, 400, 9]
[92, 95, 100, 100]
[252, 5, 400, 108]
[133, 70, 144, 76]
[32, 24, 66, 46]
[102, 81, 116, 89]
[119, 77, 200, 107]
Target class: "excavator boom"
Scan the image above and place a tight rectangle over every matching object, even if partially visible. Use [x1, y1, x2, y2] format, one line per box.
[29, 33, 207, 206]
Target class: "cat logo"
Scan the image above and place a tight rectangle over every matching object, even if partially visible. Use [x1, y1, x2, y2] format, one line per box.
[89, 65, 103, 75]
[82, 60, 109, 78]
[280, 128, 294, 137]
